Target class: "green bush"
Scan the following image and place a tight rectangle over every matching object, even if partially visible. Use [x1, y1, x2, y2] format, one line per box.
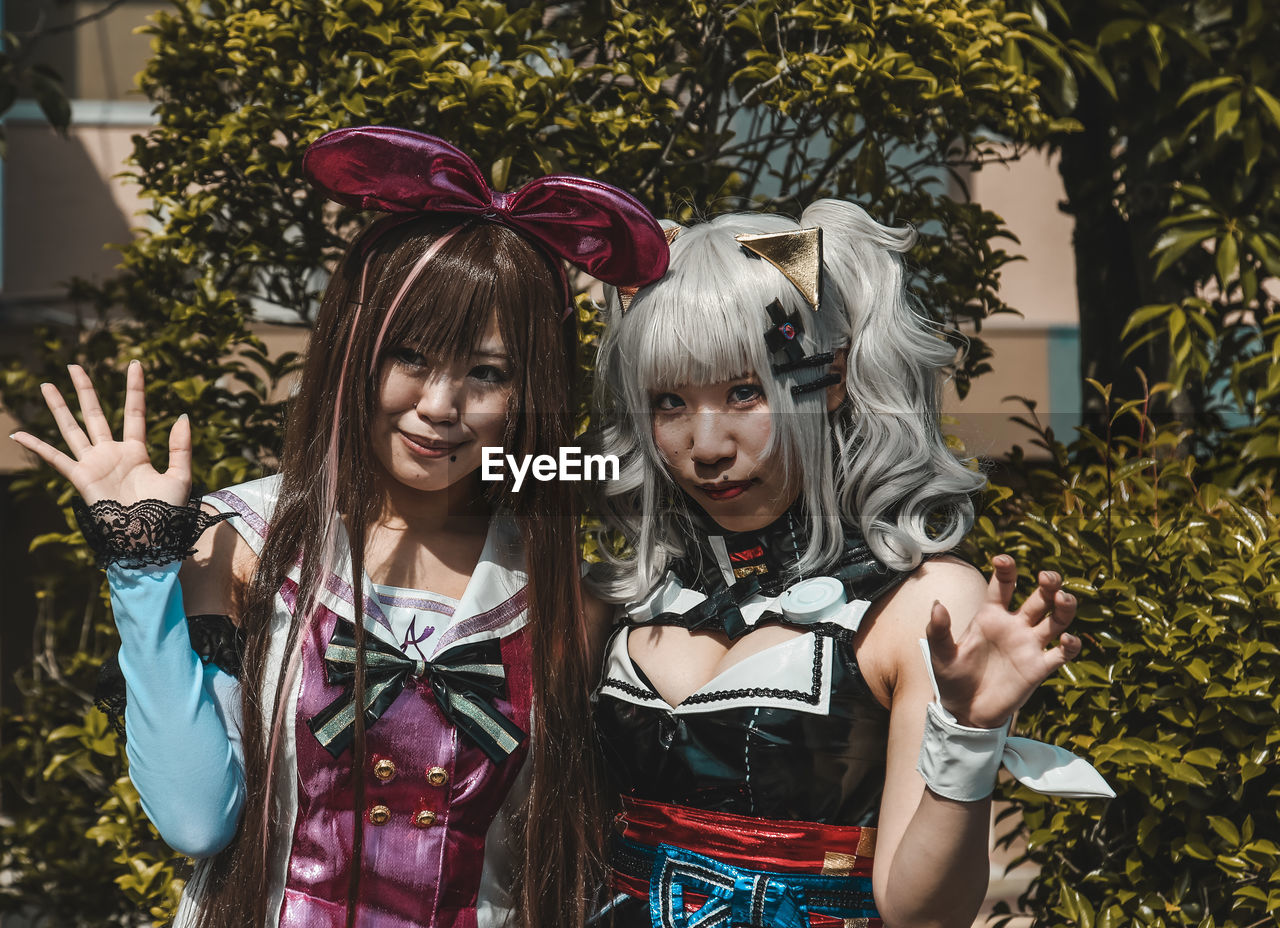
[0, 529, 185, 927]
[972, 389, 1280, 928]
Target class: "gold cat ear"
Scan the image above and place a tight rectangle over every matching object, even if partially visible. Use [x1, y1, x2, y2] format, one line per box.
[619, 227, 680, 312]
[735, 227, 823, 311]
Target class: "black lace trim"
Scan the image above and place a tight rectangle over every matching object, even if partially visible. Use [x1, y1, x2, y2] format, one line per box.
[73, 497, 232, 569]
[188, 614, 246, 678]
[680, 634, 824, 706]
[94, 613, 244, 741]
[807, 621, 855, 643]
[604, 635, 827, 709]
[601, 677, 662, 701]
[94, 656, 128, 738]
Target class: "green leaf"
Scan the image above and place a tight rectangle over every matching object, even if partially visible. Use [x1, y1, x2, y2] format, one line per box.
[1216, 234, 1239, 290]
[1152, 229, 1212, 279]
[1176, 76, 1238, 107]
[1122, 302, 1177, 336]
[1097, 18, 1143, 46]
[28, 69, 71, 133]
[1253, 85, 1280, 130]
[1213, 92, 1242, 139]
[1185, 748, 1223, 768]
[46, 724, 88, 742]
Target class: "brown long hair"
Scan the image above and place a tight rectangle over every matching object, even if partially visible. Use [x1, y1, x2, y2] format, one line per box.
[191, 216, 603, 928]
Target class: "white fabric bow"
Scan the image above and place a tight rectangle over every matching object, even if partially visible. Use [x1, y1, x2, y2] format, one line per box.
[917, 639, 1115, 800]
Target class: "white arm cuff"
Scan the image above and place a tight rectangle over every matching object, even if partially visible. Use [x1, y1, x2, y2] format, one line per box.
[915, 638, 1116, 803]
[917, 700, 1008, 801]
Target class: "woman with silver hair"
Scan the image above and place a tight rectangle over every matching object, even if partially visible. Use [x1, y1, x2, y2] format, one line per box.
[589, 200, 1112, 928]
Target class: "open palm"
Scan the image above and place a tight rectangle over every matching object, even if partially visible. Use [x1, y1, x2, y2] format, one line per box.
[927, 555, 1080, 730]
[11, 362, 191, 507]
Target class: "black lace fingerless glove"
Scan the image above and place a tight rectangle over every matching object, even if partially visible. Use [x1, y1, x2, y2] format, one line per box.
[72, 497, 232, 569]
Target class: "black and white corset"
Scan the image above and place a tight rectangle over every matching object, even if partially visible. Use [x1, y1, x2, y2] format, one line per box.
[594, 568, 893, 825]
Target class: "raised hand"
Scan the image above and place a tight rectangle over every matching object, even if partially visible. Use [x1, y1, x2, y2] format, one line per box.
[926, 554, 1080, 729]
[10, 362, 192, 507]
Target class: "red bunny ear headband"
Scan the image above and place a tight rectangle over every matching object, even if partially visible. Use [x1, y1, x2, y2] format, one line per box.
[302, 125, 671, 307]
[303, 127, 670, 502]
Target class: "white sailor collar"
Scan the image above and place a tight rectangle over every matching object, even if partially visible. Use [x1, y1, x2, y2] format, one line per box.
[203, 478, 529, 659]
[598, 572, 872, 717]
[316, 513, 529, 659]
[598, 627, 834, 716]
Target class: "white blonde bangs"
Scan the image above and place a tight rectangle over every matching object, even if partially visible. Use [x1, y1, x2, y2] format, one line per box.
[616, 220, 814, 401]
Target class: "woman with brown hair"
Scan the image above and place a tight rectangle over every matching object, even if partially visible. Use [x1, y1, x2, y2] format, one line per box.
[12, 127, 669, 928]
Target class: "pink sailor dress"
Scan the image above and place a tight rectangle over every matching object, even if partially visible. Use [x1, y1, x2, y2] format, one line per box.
[179, 476, 532, 928]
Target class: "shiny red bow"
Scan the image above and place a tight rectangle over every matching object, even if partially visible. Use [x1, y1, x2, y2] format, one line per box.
[302, 126, 669, 288]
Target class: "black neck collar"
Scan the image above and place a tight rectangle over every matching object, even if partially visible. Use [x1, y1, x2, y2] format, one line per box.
[671, 495, 904, 603]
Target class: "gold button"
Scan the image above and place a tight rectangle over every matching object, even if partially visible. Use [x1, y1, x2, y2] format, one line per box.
[426, 765, 449, 787]
[368, 804, 391, 826]
[413, 809, 437, 828]
[373, 758, 396, 782]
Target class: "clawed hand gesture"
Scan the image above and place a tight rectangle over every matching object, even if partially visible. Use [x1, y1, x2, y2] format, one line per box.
[10, 362, 192, 508]
[927, 555, 1080, 729]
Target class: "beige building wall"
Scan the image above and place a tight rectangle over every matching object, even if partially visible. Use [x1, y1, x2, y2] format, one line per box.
[0, 118, 152, 471]
[5, 122, 143, 297]
[944, 151, 1081, 457]
[0, 0, 158, 469]
[4, 0, 157, 101]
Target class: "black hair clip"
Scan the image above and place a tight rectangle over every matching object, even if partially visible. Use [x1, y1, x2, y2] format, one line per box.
[761, 298, 839, 395]
[774, 351, 833, 375]
[791, 372, 841, 397]
[763, 299, 806, 367]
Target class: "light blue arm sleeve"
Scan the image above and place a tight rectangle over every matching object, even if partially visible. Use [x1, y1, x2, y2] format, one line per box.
[107, 562, 246, 858]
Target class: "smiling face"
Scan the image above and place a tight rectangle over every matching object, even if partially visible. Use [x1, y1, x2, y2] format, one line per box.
[369, 314, 513, 496]
[650, 375, 800, 532]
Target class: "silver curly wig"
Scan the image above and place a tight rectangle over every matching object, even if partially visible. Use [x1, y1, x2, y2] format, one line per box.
[589, 199, 984, 602]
